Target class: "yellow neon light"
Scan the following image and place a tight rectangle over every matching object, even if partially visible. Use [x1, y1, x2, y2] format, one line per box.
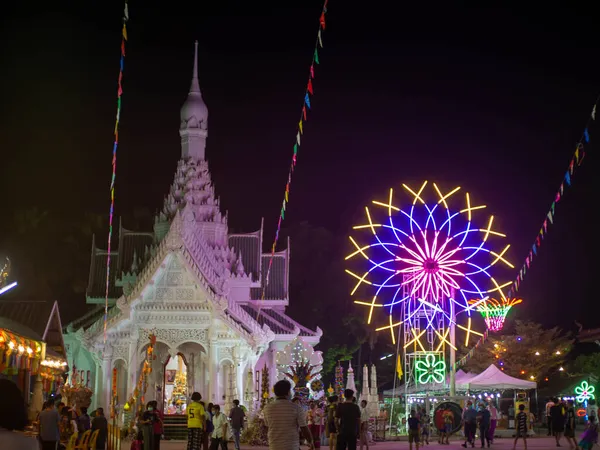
[372, 188, 400, 216]
[460, 192, 486, 221]
[489, 244, 514, 268]
[433, 183, 461, 207]
[402, 181, 428, 205]
[345, 269, 373, 295]
[345, 236, 372, 261]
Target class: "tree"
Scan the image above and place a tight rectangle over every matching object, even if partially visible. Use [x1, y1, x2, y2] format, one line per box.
[461, 320, 573, 381]
[571, 353, 600, 380]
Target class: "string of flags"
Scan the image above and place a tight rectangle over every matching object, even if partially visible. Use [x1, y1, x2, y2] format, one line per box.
[261, 0, 329, 300]
[457, 95, 598, 369]
[505, 96, 598, 299]
[104, 1, 129, 345]
[455, 329, 489, 369]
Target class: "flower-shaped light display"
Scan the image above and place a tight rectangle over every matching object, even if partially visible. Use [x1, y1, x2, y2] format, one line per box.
[575, 380, 596, 403]
[415, 353, 446, 385]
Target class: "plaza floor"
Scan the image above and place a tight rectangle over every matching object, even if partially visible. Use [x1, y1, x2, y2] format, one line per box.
[160, 436, 579, 449]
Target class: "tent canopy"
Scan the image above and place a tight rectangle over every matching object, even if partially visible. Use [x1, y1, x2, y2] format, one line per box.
[461, 364, 537, 390]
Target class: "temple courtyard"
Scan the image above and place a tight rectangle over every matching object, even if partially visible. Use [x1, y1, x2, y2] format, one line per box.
[159, 436, 577, 449]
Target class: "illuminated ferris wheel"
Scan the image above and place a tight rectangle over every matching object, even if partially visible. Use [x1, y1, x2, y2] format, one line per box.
[345, 181, 516, 389]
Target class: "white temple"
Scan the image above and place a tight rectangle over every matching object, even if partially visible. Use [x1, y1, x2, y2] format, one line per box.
[64, 41, 322, 414]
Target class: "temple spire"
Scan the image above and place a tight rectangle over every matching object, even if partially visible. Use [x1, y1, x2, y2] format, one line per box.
[190, 40, 200, 94]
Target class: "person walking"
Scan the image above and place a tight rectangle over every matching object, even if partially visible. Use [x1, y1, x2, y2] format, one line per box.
[307, 401, 322, 449]
[512, 404, 528, 450]
[462, 401, 477, 448]
[550, 397, 565, 447]
[477, 403, 491, 448]
[546, 398, 556, 436]
[210, 405, 228, 450]
[229, 400, 245, 450]
[39, 397, 61, 450]
[487, 401, 498, 444]
[187, 392, 206, 450]
[564, 400, 577, 449]
[263, 380, 314, 450]
[335, 389, 361, 450]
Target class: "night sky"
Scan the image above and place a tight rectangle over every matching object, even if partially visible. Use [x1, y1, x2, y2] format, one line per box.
[0, 2, 597, 330]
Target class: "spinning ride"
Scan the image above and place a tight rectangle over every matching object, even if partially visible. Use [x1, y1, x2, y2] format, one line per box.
[345, 181, 514, 394]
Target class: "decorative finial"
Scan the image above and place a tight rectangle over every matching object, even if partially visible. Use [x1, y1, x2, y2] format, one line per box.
[190, 40, 200, 94]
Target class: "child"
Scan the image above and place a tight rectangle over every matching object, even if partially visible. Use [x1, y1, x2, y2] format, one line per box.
[443, 408, 454, 445]
[408, 409, 421, 450]
[579, 415, 599, 450]
[513, 404, 528, 450]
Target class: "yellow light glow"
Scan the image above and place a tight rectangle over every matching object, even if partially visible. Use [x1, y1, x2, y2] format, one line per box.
[345, 269, 373, 295]
[402, 181, 428, 205]
[460, 193, 486, 221]
[371, 188, 399, 216]
[345, 236, 371, 261]
[489, 245, 514, 269]
[433, 183, 461, 207]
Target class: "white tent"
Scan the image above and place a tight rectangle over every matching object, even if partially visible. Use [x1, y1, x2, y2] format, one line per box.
[461, 364, 537, 390]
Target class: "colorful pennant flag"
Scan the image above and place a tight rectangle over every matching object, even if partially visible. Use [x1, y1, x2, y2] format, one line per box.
[504, 95, 598, 300]
[104, 1, 129, 345]
[261, 0, 330, 302]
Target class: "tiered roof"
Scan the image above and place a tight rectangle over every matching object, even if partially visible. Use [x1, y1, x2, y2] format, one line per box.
[77, 42, 318, 341]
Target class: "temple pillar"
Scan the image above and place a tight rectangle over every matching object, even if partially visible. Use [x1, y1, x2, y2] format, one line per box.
[101, 354, 112, 411]
[208, 339, 218, 403]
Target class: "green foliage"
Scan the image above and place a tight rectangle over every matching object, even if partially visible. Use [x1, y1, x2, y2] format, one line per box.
[461, 320, 573, 381]
[322, 343, 359, 376]
[572, 353, 600, 379]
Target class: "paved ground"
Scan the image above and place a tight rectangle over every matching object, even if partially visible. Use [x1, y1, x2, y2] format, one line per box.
[160, 436, 580, 449]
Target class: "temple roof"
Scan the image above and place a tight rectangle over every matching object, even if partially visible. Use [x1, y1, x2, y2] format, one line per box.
[239, 303, 317, 337]
[0, 300, 66, 356]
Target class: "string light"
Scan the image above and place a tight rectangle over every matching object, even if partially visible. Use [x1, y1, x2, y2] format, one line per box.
[103, 1, 129, 344]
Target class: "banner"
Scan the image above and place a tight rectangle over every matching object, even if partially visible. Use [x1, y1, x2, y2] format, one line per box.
[261, 0, 330, 300]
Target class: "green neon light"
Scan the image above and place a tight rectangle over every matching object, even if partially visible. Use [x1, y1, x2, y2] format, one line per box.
[415, 353, 446, 385]
[575, 380, 595, 403]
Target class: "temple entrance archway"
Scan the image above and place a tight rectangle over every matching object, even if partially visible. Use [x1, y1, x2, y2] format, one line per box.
[163, 341, 206, 415]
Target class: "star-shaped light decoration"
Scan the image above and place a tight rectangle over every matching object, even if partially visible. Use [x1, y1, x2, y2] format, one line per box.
[575, 380, 595, 403]
[414, 353, 446, 385]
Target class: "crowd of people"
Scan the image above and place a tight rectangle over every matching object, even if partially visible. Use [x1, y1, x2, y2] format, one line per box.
[545, 397, 599, 450]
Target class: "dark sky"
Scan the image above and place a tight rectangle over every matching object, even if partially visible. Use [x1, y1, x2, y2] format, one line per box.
[0, 1, 597, 328]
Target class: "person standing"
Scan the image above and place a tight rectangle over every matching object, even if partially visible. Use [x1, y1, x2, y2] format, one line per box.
[263, 380, 314, 450]
[229, 400, 245, 450]
[546, 397, 556, 436]
[38, 398, 61, 450]
[335, 389, 361, 450]
[307, 401, 322, 450]
[149, 401, 163, 450]
[358, 400, 369, 450]
[462, 401, 477, 448]
[91, 407, 108, 450]
[550, 397, 565, 447]
[407, 409, 421, 450]
[187, 392, 206, 450]
[420, 409, 430, 446]
[325, 395, 338, 450]
[210, 405, 228, 450]
[512, 404, 528, 450]
[477, 403, 491, 448]
[564, 400, 577, 449]
[487, 401, 498, 444]
[434, 406, 446, 444]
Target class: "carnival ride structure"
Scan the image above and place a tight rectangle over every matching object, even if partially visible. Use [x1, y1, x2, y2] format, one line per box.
[345, 181, 516, 400]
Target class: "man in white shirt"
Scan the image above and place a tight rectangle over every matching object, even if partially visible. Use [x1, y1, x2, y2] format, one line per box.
[359, 400, 370, 450]
[264, 380, 314, 450]
[210, 405, 228, 450]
